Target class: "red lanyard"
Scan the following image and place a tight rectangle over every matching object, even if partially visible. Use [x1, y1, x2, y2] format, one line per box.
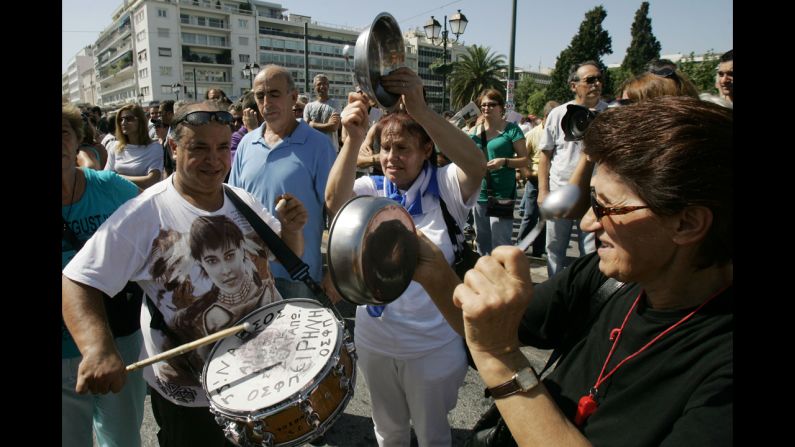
[574, 285, 729, 427]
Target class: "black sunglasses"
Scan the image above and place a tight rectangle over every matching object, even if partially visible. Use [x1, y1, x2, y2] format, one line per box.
[590, 187, 649, 220]
[172, 111, 233, 127]
[649, 67, 677, 79]
[580, 75, 603, 85]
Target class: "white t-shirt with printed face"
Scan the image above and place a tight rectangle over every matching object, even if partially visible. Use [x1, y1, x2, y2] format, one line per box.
[63, 178, 283, 407]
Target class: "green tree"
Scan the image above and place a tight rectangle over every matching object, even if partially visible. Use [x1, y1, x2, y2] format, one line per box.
[678, 50, 719, 93]
[513, 76, 543, 114]
[448, 45, 507, 110]
[608, 66, 632, 96]
[526, 89, 548, 116]
[546, 6, 613, 103]
[621, 2, 661, 76]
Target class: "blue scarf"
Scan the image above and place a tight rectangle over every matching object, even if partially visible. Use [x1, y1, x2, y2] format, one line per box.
[373, 162, 439, 216]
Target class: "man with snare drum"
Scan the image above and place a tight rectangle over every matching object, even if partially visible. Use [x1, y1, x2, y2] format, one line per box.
[62, 100, 308, 446]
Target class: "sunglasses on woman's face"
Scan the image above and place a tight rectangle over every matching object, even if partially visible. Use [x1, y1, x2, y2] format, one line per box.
[589, 187, 649, 220]
[172, 111, 234, 127]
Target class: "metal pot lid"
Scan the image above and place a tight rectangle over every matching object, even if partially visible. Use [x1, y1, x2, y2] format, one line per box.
[327, 196, 418, 306]
[354, 12, 406, 112]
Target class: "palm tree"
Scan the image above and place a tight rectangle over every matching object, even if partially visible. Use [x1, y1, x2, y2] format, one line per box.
[449, 45, 507, 110]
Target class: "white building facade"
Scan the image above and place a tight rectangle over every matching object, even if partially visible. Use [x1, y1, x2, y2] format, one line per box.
[63, 0, 477, 110]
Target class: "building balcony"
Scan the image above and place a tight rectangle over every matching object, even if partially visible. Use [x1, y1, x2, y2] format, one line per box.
[182, 47, 232, 65]
[96, 38, 132, 69]
[98, 77, 137, 95]
[178, 0, 253, 16]
[180, 38, 231, 50]
[98, 51, 134, 81]
[95, 24, 131, 55]
[180, 16, 230, 30]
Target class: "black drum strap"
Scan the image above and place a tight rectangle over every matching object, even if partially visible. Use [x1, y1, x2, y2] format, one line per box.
[222, 186, 344, 322]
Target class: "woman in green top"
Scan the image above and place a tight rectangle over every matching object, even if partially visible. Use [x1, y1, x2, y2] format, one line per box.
[470, 89, 529, 255]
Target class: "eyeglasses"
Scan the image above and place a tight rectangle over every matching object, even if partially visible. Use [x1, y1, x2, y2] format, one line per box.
[119, 115, 137, 123]
[172, 111, 234, 127]
[590, 187, 649, 220]
[717, 70, 733, 78]
[481, 102, 499, 108]
[579, 75, 603, 85]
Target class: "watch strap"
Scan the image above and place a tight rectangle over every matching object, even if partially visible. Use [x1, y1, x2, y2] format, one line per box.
[485, 366, 538, 399]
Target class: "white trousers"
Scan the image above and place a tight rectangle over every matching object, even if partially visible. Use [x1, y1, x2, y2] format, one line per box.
[357, 338, 468, 447]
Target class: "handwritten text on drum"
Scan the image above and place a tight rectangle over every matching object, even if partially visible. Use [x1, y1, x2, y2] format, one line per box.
[208, 308, 337, 406]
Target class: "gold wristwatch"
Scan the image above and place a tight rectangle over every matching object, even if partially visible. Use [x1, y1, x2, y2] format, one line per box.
[486, 366, 539, 399]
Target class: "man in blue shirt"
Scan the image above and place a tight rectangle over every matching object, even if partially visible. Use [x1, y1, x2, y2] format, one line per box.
[229, 65, 337, 299]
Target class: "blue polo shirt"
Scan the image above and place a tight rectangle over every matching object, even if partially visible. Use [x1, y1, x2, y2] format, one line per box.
[229, 120, 336, 282]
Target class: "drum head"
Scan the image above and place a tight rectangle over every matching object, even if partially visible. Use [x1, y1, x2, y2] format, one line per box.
[203, 299, 341, 414]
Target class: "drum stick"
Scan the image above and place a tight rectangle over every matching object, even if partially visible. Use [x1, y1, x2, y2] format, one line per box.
[126, 322, 254, 372]
[275, 197, 288, 213]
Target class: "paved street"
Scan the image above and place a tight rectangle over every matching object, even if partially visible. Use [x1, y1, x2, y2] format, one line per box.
[104, 204, 589, 446]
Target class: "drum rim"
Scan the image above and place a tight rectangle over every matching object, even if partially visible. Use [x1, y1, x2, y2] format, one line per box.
[202, 298, 347, 418]
[208, 347, 356, 447]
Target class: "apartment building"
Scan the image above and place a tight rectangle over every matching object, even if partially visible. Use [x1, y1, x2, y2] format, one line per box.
[67, 0, 474, 110]
[64, 48, 95, 104]
[87, 0, 356, 107]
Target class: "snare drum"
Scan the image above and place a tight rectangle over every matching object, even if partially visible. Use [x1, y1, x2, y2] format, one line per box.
[202, 299, 356, 447]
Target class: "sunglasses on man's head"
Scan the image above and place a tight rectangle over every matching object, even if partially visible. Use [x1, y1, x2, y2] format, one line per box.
[172, 111, 233, 127]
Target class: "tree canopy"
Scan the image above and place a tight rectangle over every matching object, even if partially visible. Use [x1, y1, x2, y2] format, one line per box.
[449, 45, 507, 110]
[678, 51, 720, 93]
[621, 2, 661, 76]
[545, 6, 613, 103]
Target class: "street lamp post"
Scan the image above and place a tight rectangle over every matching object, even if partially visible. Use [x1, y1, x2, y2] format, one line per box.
[171, 82, 182, 101]
[424, 9, 468, 113]
[242, 63, 260, 91]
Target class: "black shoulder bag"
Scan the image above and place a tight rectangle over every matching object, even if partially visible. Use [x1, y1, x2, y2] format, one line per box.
[465, 278, 626, 447]
[62, 217, 143, 338]
[479, 127, 515, 219]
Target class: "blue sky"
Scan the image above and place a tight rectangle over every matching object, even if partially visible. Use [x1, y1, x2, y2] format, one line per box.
[63, 0, 732, 73]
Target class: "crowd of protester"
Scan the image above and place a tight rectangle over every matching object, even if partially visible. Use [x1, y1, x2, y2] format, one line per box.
[63, 49, 732, 446]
